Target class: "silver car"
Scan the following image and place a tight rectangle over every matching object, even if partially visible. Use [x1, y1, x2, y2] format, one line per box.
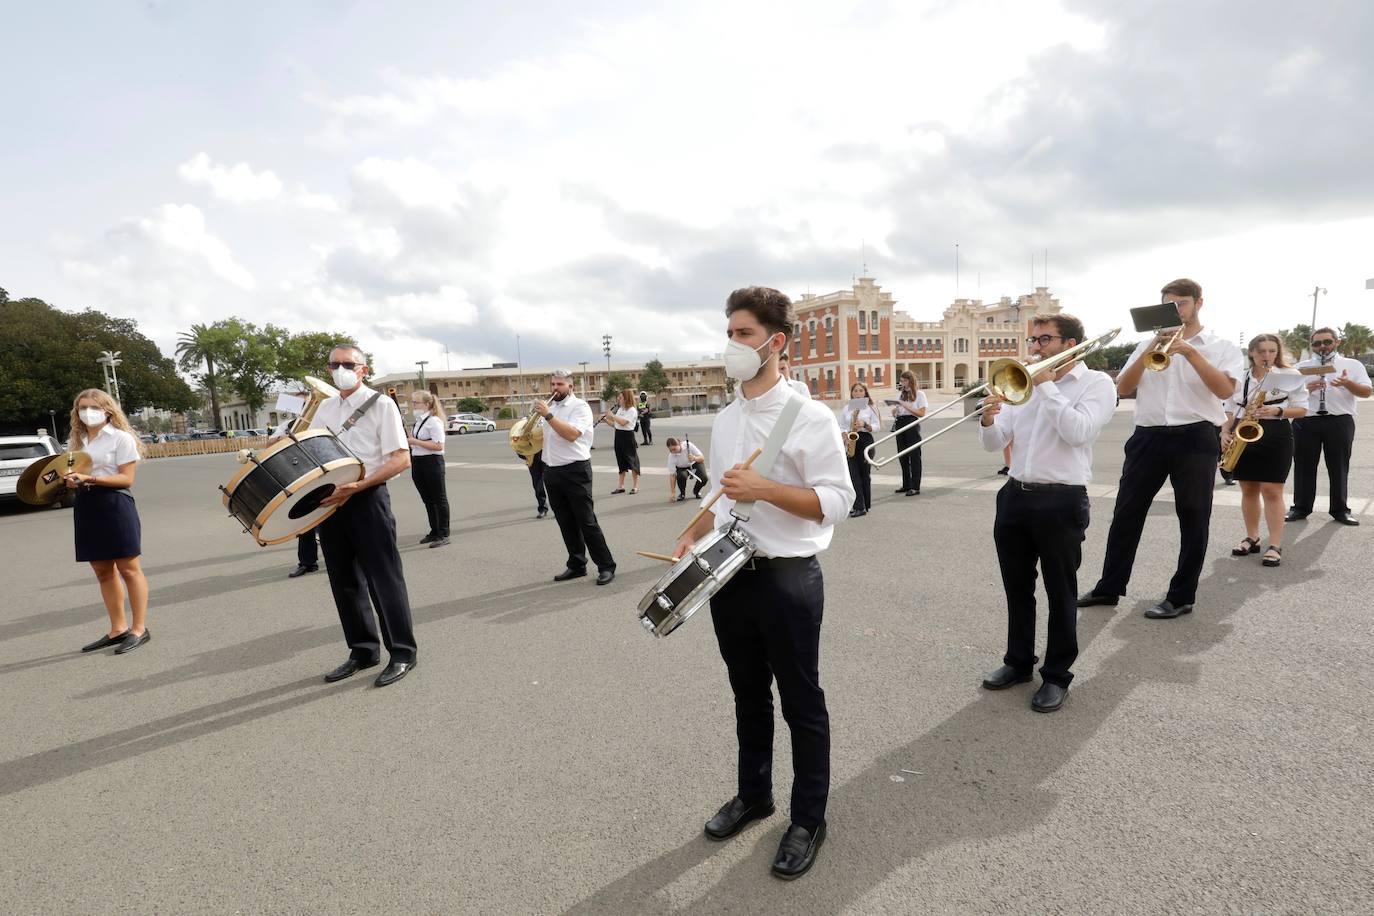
[0, 435, 72, 508]
[446, 413, 496, 435]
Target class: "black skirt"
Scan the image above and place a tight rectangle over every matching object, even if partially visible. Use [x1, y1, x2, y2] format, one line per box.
[1231, 419, 1294, 483]
[613, 429, 641, 474]
[74, 487, 142, 562]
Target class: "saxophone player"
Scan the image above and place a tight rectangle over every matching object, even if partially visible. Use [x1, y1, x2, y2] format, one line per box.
[1288, 327, 1372, 525]
[839, 382, 879, 517]
[1223, 335, 1308, 567]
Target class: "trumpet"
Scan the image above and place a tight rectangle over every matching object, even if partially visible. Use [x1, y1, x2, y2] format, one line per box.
[1144, 328, 1184, 371]
[864, 327, 1121, 468]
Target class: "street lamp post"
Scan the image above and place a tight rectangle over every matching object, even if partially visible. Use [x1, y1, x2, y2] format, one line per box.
[416, 360, 428, 393]
[578, 361, 589, 399]
[97, 350, 123, 404]
[602, 334, 612, 376]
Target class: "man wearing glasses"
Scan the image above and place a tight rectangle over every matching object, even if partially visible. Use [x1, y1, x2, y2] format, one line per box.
[311, 345, 419, 687]
[1288, 328, 1371, 525]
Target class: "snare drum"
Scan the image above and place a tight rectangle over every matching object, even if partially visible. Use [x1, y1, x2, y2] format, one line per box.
[637, 524, 756, 637]
[220, 429, 363, 546]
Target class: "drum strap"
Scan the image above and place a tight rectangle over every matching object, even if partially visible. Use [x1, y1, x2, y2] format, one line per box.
[730, 394, 805, 524]
[341, 392, 383, 433]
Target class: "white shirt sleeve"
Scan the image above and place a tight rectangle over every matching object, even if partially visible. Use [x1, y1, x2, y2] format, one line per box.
[689, 443, 704, 462]
[1036, 373, 1117, 447]
[376, 397, 408, 456]
[113, 429, 140, 465]
[979, 403, 1012, 451]
[1347, 359, 1372, 389]
[1216, 340, 1245, 384]
[798, 412, 857, 526]
[838, 405, 854, 430]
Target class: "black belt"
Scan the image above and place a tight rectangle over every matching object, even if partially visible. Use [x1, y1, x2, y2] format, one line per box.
[1009, 478, 1085, 493]
[744, 555, 815, 570]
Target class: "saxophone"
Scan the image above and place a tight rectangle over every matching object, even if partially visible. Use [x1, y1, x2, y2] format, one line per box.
[846, 405, 862, 458]
[1220, 384, 1268, 472]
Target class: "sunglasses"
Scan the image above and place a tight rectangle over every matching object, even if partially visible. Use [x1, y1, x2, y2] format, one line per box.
[1311, 340, 1336, 347]
[327, 361, 362, 370]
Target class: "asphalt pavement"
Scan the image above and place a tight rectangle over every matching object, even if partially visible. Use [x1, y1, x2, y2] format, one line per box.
[1, 409, 1370, 914]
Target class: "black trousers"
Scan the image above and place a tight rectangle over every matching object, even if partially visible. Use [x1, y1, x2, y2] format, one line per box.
[893, 416, 922, 490]
[527, 451, 548, 512]
[710, 557, 828, 829]
[297, 530, 319, 568]
[1093, 422, 1217, 607]
[639, 413, 652, 445]
[1291, 414, 1355, 516]
[847, 432, 874, 510]
[674, 461, 708, 497]
[544, 459, 615, 572]
[994, 483, 1089, 687]
[409, 453, 450, 537]
[318, 485, 417, 664]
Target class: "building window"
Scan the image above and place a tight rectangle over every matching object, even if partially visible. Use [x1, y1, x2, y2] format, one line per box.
[858, 310, 866, 330]
[858, 367, 866, 382]
[871, 310, 878, 333]
[826, 369, 835, 391]
[809, 376, 817, 394]
[870, 333, 879, 351]
[825, 318, 834, 355]
[873, 366, 883, 384]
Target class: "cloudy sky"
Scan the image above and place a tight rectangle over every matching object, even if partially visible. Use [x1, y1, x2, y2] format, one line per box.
[4, 0, 1372, 375]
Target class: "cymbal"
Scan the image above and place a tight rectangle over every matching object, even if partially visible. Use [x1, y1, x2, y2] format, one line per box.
[17, 451, 92, 506]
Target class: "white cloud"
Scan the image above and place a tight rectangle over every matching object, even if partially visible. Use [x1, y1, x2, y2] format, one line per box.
[178, 152, 283, 203]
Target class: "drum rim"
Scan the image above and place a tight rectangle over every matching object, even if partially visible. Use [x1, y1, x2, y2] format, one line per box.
[249, 457, 363, 546]
[637, 527, 732, 614]
[638, 526, 755, 636]
[221, 428, 340, 496]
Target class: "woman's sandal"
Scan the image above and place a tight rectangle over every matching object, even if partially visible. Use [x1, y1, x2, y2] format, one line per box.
[1262, 545, 1282, 567]
[1231, 536, 1261, 557]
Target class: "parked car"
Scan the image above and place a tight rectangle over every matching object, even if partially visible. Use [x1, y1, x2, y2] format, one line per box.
[190, 430, 227, 439]
[0, 434, 73, 508]
[446, 413, 496, 435]
[157, 433, 191, 443]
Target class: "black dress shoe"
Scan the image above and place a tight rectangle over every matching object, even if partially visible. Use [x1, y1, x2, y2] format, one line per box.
[1284, 509, 1310, 522]
[771, 823, 826, 880]
[1332, 512, 1360, 526]
[537, 507, 548, 519]
[324, 657, 380, 683]
[894, 487, 909, 494]
[981, 664, 1033, 690]
[1032, 682, 1067, 713]
[596, 568, 616, 586]
[554, 567, 587, 582]
[428, 536, 451, 548]
[81, 630, 130, 653]
[418, 533, 436, 545]
[1144, 599, 1193, 619]
[997, 466, 1010, 476]
[905, 488, 919, 496]
[1076, 591, 1119, 608]
[676, 494, 686, 502]
[114, 630, 151, 655]
[703, 796, 775, 840]
[375, 658, 416, 687]
[288, 564, 319, 579]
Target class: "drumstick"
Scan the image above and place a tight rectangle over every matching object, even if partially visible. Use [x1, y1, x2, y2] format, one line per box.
[677, 447, 763, 539]
[636, 550, 677, 563]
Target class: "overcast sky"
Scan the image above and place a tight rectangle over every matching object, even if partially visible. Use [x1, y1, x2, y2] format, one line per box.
[4, 0, 1371, 374]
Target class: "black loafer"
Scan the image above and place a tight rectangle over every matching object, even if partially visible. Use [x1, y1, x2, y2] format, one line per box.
[894, 487, 908, 494]
[81, 630, 130, 653]
[1032, 682, 1067, 713]
[981, 664, 1033, 690]
[596, 568, 616, 586]
[288, 564, 318, 579]
[1076, 591, 1119, 608]
[114, 630, 151, 655]
[324, 657, 380, 683]
[554, 568, 587, 582]
[418, 533, 436, 544]
[1144, 599, 1193, 619]
[771, 823, 826, 880]
[676, 494, 686, 502]
[1332, 513, 1360, 526]
[1284, 509, 1309, 522]
[905, 489, 919, 496]
[428, 537, 451, 548]
[704, 796, 775, 840]
[375, 658, 416, 687]
[536, 508, 548, 519]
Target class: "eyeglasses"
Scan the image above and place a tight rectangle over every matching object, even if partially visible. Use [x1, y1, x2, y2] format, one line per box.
[1311, 340, 1336, 347]
[327, 361, 361, 370]
[1026, 335, 1065, 346]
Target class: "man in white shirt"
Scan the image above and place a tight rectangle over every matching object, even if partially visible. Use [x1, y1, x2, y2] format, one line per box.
[1287, 327, 1372, 525]
[533, 369, 616, 585]
[664, 436, 707, 501]
[671, 286, 854, 881]
[1079, 279, 1244, 619]
[311, 345, 418, 687]
[777, 351, 812, 397]
[978, 314, 1116, 712]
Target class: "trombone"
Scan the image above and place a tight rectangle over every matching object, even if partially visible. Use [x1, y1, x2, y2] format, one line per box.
[863, 327, 1121, 468]
[1144, 327, 1184, 371]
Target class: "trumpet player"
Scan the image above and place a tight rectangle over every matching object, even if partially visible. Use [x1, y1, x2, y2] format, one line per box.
[1079, 278, 1244, 620]
[977, 314, 1116, 712]
[1288, 327, 1371, 525]
[839, 382, 879, 517]
[1223, 335, 1308, 568]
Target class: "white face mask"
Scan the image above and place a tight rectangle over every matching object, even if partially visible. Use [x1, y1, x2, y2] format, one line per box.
[724, 335, 776, 382]
[332, 367, 360, 390]
[80, 407, 107, 427]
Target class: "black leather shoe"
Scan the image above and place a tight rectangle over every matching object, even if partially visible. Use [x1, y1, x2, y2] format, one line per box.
[771, 823, 826, 880]
[554, 568, 587, 582]
[905, 488, 919, 496]
[1332, 513, 1360, 526]
[418, 533, 436, 545]
[288, 564, 319, 579]
[1076, 591, 1119, 608]
[114, 630, 151, 655]
[676, 494, 686, 502]
[981, 664, 1033, 690]
[428, 536, 451, 548]
[596, 568, 616, 586]
[324, 657, 380, 683]
[894, 487, 908, 494]
[704, 796, 775, 840]
[1144, 599, 1193, 619]
[81, 630, 129, 653]
[537, 507, 548, 519]
[375, 658, 416, 687]
[1284, 509, 1310, 522]
[1032, 682, 1067, 713]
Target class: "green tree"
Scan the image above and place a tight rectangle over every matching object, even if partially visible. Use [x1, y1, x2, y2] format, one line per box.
[1278, 324, 1312, 362]
[640, 359, 671, 395]
[456, 396, 488, 413]
[225, 322, 289, 415]
[601, 371, 634, 404]
[1083, 343, 1137, 372]
[1339, 323, 1373, 360]
[276, 330, 357, 383]
[176, 321, 237, 429]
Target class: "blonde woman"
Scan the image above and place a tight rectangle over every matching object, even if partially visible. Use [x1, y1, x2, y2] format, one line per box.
[603, 388, 641, 494]
[66, 389, 151, 654]
[407, 390, 450, 547]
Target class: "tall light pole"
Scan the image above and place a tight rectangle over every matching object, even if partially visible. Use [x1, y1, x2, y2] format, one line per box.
[578, 360, 589, 399]
[602, 334, 612, 375]
[416, 360, 428, 393]
[1307, 286, 1328, 360]
[98, 350, 123, 403]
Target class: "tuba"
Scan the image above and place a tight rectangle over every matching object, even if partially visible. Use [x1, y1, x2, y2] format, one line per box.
[510, 396, 548, 466]
[236, 375, 337, 464]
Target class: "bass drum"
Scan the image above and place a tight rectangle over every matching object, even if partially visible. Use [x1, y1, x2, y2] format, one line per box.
[220, 429, 363, 546]
[636, 524, 756, 638]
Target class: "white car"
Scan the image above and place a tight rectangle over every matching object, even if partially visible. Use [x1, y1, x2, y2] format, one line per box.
[0, 434, 73, 508]
[447, 413, 496, 435]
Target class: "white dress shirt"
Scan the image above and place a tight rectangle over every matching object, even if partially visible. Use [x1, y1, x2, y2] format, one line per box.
[541, 392, 594, 466]
[610, 406, 638, 430]
[1227, 368, 1310, 417]
[892, 390, 928, 419]
[787, 378, 811, 397]
[409, 412, 446, 456]
[1129, 329, 1244, 426]
[1294, 355, 1370, 417]
[838, 403, 880, 434]
[311, 384, 408, 477]
[666, 442, 705, 470]
[79, 424, 140, 477]
[706, 375, 855, 557]
[979, 362, 1117, 486]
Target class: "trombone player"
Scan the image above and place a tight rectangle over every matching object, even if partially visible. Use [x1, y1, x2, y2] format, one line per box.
[1078, 279, 1243, 620]
[978, 314, 1116, 712]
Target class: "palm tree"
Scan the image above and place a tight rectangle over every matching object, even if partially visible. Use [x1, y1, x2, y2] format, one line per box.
[176, 323, 226, 429]
[1278, 324, 1312, 362]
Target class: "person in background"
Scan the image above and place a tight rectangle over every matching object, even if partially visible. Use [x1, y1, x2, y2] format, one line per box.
[891, 370, 926, 496]
[778, 351, 811, 397]
[839, 382, 879, 517]
[269, 402, 324, 578]
[637, 390, 654, 445]
[1288, 327, 1372, 525]
[604, 388, 642, 494]
[665, 436, 708, 501]
[408, 390, 450, 547]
